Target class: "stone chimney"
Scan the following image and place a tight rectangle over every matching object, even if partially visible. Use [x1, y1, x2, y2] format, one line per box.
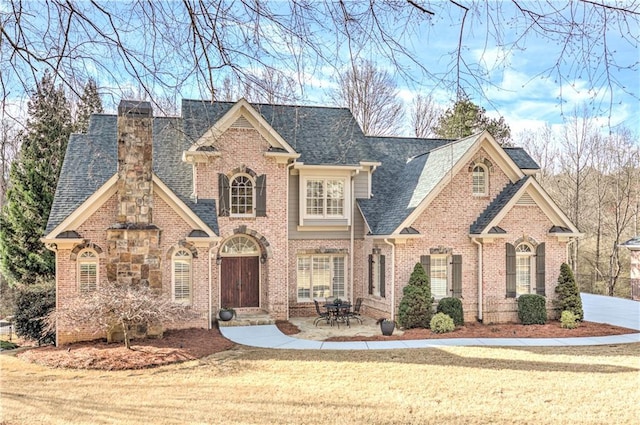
[116, 100, 154, 226]
[107, 100, 161, 290]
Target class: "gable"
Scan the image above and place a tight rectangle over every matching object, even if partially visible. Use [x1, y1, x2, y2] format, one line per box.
[392, 131, 525, 235]
[184, 99, 298, 157]
[470, 176, 580, 238]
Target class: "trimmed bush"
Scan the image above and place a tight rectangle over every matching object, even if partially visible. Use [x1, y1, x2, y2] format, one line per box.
[437, 297, 464, 326]
[555, 263, 583, 320]
[398, 263, 433, 329]
[517, 294, 547, 325]
[560, 310, 579, 329]
[430, 312, 455, 333]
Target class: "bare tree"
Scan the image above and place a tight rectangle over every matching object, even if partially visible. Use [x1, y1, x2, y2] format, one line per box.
[216, 69, 302, 105]
[2, 1, 635, 124]
[47, 284, 199, 349]
[0, 119, 20, 209]
[601, 130, 639, 296]
[411, 94, 442, 138]
[331, 61, 403, 136]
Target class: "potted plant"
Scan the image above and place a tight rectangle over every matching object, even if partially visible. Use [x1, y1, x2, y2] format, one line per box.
[218, 307, 236, 322]
[333, 298, 343, 306]
[376, 318, 396, 336]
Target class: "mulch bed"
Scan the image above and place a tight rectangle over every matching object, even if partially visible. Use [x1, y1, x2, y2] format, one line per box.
[12, 320, 636, 371]
[318, 321, 637, 342]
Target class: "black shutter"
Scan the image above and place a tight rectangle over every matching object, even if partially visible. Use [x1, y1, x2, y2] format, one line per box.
[536, 243, 546, 296]
[452, 255, 462, 298]
[218, 174, 230, 216]
[379, 255, 386, 298]
[506, 243, 516, 298]
[420, 255, 431, 280]
[368, 254, 373, 295]
[255, 174, 267, 217]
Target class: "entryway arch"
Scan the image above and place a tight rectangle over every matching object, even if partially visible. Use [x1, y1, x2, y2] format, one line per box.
[219, 235, 261, 308]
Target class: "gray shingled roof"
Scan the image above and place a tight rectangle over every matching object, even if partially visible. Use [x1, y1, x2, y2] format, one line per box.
[504, 147, 540, 170]
[46, 114, 219, 236]
[48, 100, 541, 241]
[359, 134, 478, 235]
[469, 176, 530, 234]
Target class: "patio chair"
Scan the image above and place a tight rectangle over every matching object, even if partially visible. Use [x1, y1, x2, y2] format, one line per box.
[313, 299, 330, 326]
[347, 297, 363, 324]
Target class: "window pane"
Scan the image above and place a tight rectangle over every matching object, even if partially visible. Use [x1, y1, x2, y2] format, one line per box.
[306, 180, 324, 215]
[231, 175, 253, 215]
[431, 257, 448, 298]
[326, 180, 344, 215]
[297, 257, 311, 299]
[221, 236, 259, 255]
[174, 260, 191, 302]
[79, 263, 97, 292]
[332, 256, 345, 298]
[312, 257, 331, 298]
[473, 166, 485, 195]
[516, 256, 531, 295]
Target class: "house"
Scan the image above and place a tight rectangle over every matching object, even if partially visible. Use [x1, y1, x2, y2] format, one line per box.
[43, 99, 580, 345]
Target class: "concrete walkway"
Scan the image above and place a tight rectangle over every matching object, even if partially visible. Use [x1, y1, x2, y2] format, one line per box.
[220, 293, 640, 349]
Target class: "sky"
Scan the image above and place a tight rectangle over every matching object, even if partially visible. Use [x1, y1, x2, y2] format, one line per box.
[2, 1, 639, 139]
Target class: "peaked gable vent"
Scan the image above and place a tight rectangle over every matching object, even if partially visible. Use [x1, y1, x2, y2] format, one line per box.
[231, 115, 253, 129]
[516, 192, 536, 206]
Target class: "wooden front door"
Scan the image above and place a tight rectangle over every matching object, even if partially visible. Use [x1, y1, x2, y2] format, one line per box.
[221, 256, 260, 308]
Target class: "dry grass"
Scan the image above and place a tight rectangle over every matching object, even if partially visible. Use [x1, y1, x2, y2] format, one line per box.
[2, 343, 639, 425]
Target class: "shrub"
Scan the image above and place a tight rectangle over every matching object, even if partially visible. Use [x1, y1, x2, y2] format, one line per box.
[517, 294, 547, 325]
[430, 312, 455, 333]
[13, 279, 56, 345]
[560, 310, 579, 329]
[398, 263, 433, 329]
[554, 263, 583, 320]
[437, 297, 464, 326]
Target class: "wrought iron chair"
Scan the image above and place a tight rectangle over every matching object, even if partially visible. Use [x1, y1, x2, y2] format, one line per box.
[347, 297, 363, 324]
[313, 299, 330, 326]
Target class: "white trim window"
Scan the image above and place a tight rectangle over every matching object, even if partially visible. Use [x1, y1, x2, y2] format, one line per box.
[430, 255, 449, 299]
[230, 174, 255, 216]
[515, 243, 533, 296]
[78, 249, 98, 293]
[173, 249, 192, 304]
[297, 255, 345, 301]
[305, 178, 345, 218]
[472, 164, 488, 196]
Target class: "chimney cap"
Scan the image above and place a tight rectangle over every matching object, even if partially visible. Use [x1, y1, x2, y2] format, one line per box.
[118, 100, 153, 117]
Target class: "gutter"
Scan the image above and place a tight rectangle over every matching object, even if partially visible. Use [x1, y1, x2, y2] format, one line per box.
[383, 238, 396, 321]
[471, 237, 483, 322]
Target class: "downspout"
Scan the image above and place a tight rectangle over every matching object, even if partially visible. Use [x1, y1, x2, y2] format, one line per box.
[285, 160, 297, 320]
[350, 173, 356, 302]
[472, 237, 483, 322]
[208, 247, 212, 329]
[383, 238, 396, 321]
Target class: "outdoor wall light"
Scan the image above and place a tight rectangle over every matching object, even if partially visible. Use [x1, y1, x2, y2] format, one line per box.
[216, 254, 222, 265]
[260, 253, 267, 264]
[372, 247, 382, 254]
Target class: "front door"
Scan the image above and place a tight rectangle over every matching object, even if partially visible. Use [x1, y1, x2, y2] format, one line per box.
[221, 256, 260, 308]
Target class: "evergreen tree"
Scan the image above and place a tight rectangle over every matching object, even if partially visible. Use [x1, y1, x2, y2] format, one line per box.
[0, 71, 73, 285]
[398, 263, 433, 329]
[433, 96, 511, 144]
[554, 263, 584, 320]
[75, 78, 103, 133]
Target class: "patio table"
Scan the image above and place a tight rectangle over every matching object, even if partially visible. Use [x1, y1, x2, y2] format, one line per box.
[324, 303, 352, 328]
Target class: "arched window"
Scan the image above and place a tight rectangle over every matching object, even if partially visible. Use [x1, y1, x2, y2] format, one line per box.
[220, 235, 260, 256]
[173, 249, 192, 304]
[78, 249, 98, 293]
[515, 243, 533, 296]
[472, 164, 488, 196]
[230, 174, 254, 216]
